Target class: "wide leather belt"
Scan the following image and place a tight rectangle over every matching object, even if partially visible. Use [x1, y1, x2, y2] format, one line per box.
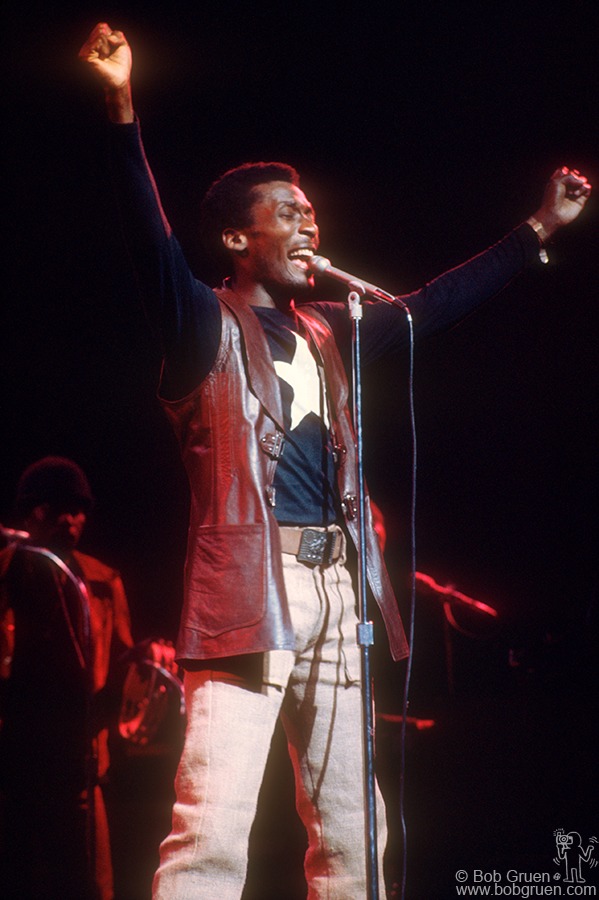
[279, 526, 343, 567]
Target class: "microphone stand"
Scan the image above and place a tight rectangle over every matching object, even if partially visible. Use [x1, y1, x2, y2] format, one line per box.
[346, 282, 412, 899]
[347, 283, 379, 899]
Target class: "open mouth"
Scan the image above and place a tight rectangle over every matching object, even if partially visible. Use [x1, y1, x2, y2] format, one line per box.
[288, 247, 315, 270]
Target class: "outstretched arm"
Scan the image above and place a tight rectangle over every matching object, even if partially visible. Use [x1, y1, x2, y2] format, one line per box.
[320, 165, 592, 360]
[79, 22, 134, 123]
[78, 22, 222, 400]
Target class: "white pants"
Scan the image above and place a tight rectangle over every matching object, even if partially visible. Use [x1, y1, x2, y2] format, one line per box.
[153, 539, 387, 899]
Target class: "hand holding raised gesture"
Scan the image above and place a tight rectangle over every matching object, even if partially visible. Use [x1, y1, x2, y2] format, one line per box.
[528, 166, 592, 246]
[79, 22, 134, 123]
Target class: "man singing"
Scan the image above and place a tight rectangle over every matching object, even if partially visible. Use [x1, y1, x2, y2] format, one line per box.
[79, 22, 590, 899]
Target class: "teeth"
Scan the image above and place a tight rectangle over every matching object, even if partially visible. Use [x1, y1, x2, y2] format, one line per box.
[289, 248, 314, 260]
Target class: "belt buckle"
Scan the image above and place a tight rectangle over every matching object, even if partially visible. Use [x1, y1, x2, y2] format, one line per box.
[297, 529, 334, 566]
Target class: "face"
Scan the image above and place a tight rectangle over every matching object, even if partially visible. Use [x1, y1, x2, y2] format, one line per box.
[27, 503, 87, 554]
[227, 181, 320, 297]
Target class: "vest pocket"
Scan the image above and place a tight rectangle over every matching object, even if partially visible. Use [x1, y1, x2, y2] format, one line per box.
[185, 523, 266, 636]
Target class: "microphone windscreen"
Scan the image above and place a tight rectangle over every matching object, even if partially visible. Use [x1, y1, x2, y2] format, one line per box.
[308, 255, 331, 275]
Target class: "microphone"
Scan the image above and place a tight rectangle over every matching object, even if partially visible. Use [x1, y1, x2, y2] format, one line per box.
[308, 255, 407, 308]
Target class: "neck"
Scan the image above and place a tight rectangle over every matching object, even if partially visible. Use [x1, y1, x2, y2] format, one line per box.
[25, 530, 75, 560]
[226, 274, 294, 311]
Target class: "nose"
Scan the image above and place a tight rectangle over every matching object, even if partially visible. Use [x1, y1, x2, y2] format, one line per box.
[62, 511, 87, 528]
[300, 215, 318, 242]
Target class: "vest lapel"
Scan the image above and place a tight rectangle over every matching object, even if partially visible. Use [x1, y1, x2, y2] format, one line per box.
[215, 288, 285, 432]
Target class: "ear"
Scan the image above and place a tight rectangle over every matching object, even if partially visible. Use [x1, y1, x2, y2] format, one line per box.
[23, 503, 50, 536]
[30, 503, 50, 524]
[222, 228, 249, 256]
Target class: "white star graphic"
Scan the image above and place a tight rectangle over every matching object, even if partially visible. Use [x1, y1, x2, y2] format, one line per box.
[274, 332, 329, 431]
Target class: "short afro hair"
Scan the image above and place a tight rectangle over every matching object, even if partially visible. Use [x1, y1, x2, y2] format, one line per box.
[200, 161, 300, 273]
[15, 456, 94, 518]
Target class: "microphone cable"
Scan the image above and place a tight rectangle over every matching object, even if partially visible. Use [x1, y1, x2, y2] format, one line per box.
[395, 305, 417, 900]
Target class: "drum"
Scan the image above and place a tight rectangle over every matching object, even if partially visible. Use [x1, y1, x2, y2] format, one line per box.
[118, 658, 185, 747]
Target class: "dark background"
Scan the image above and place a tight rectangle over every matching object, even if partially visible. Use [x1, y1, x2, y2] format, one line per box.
[2, 2, 597, 898]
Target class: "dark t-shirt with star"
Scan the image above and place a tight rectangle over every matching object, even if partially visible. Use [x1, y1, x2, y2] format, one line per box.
[253, 307, 338, 525]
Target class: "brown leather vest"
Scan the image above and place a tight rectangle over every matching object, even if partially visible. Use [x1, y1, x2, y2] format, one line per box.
[160, 289, 409, 662]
